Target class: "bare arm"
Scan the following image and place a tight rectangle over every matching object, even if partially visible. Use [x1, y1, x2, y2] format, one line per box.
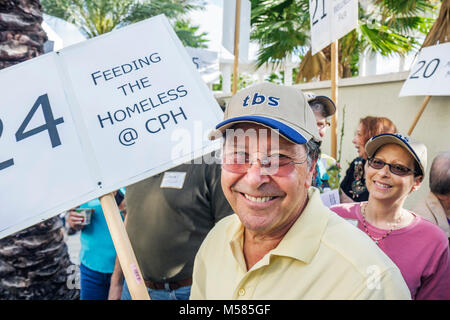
[339, 189, 355, 204]
[108, 213, 126, 300]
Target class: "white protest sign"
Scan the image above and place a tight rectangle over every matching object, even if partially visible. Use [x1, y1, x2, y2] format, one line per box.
[399, 42, 450, 97]
[185, 46, 220, 84]
[186, 47, 218, 70]
[0, 54, 95, 236]
[310, 0, 358, 55]
[59, 16, 222, 189]
[0, 15, 223, 239]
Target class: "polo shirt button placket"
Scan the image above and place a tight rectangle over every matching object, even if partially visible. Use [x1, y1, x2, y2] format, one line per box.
[238, 288, 245, 296]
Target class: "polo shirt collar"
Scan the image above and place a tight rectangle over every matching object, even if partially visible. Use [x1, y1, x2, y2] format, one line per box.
[270, 187, 329, 264]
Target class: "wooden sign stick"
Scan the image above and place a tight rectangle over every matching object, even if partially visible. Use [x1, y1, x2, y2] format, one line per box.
[330, 40, 339, 159]
[232, 0, 241, 94]
[407, 95, 432, 135]
[100, 193, 150, 300]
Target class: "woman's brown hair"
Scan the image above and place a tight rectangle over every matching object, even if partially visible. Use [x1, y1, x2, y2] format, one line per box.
[359, 116, 397, 157]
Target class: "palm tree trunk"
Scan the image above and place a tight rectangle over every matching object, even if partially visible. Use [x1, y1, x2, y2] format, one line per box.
[0, 0, 79, 300]
[0, 0, 47, 68]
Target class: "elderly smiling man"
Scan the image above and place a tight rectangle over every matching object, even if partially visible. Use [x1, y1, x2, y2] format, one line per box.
[189, 83, 411, 300]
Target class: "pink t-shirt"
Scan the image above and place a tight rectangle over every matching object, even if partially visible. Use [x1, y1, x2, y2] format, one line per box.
[330, 202, 450, 300]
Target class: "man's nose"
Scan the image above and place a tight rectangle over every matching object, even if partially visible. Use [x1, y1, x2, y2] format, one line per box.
[245, 159, 271, 186]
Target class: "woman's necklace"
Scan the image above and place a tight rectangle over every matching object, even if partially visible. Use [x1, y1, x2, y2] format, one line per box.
[360, 203, 403, 245]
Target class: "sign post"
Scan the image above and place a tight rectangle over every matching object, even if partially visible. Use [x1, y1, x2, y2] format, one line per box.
[310, 0, 358, 158]
[222, 0, 250, 94]
[232, 0, 241, 94]
[330, 40, 339, 159]
[407, 95, 431, 135]
[100, 193, 149, 299]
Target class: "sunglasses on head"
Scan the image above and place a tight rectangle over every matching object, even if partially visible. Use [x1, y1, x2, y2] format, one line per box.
[367, 157, 417, 176]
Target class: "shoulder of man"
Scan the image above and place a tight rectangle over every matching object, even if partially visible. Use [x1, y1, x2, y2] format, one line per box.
[411, 192, 441, 224]
[200, 214, 238, 247]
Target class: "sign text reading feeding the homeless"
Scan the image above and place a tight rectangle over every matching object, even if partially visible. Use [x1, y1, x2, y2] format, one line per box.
[0, 15, 223, 239]
[91, 53, 188, 135]
[59, 14, 223, 189]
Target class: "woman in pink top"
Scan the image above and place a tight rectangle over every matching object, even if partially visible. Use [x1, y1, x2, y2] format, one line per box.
[331, 133, 449, 299]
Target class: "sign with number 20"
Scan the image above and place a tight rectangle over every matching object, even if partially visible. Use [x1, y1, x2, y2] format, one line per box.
[400, 42, 450, 96]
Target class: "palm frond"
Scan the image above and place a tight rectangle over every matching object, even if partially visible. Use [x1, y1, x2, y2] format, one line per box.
[360, 23, 416, 56]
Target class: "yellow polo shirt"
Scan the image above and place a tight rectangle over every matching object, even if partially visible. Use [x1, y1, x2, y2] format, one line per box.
[190, 187, 411, 300]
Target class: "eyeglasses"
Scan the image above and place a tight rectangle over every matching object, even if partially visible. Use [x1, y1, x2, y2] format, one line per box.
[367, 157, 417, 176]
[222, 151, 307, 176]
[316, 121, 331, 130]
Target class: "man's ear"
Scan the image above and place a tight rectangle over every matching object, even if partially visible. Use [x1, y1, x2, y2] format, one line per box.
[305, 158, 318, 189]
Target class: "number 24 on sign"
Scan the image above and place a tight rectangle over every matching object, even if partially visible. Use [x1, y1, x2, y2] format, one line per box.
[0, 94, 64, 171]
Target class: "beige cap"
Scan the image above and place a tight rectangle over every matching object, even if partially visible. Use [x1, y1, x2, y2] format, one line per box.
[304, 92, 336, 117]
[210, 83, 322, 144]
[365, 133, 427, 176]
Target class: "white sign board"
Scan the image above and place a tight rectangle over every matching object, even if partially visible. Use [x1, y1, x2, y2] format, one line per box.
[0, 15, 223, 239]
[310, 0, 358, 55]
[399, 42, 450, 97]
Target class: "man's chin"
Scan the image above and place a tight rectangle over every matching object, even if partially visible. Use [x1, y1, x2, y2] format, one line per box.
[238, 212, 273, 233]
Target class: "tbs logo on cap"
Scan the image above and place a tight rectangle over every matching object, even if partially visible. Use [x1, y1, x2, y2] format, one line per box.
[243, 92, 280, 107]
[210, 82, 322, 144]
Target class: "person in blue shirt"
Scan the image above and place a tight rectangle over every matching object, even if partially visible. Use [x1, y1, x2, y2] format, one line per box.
[67, 189, 125, 300]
